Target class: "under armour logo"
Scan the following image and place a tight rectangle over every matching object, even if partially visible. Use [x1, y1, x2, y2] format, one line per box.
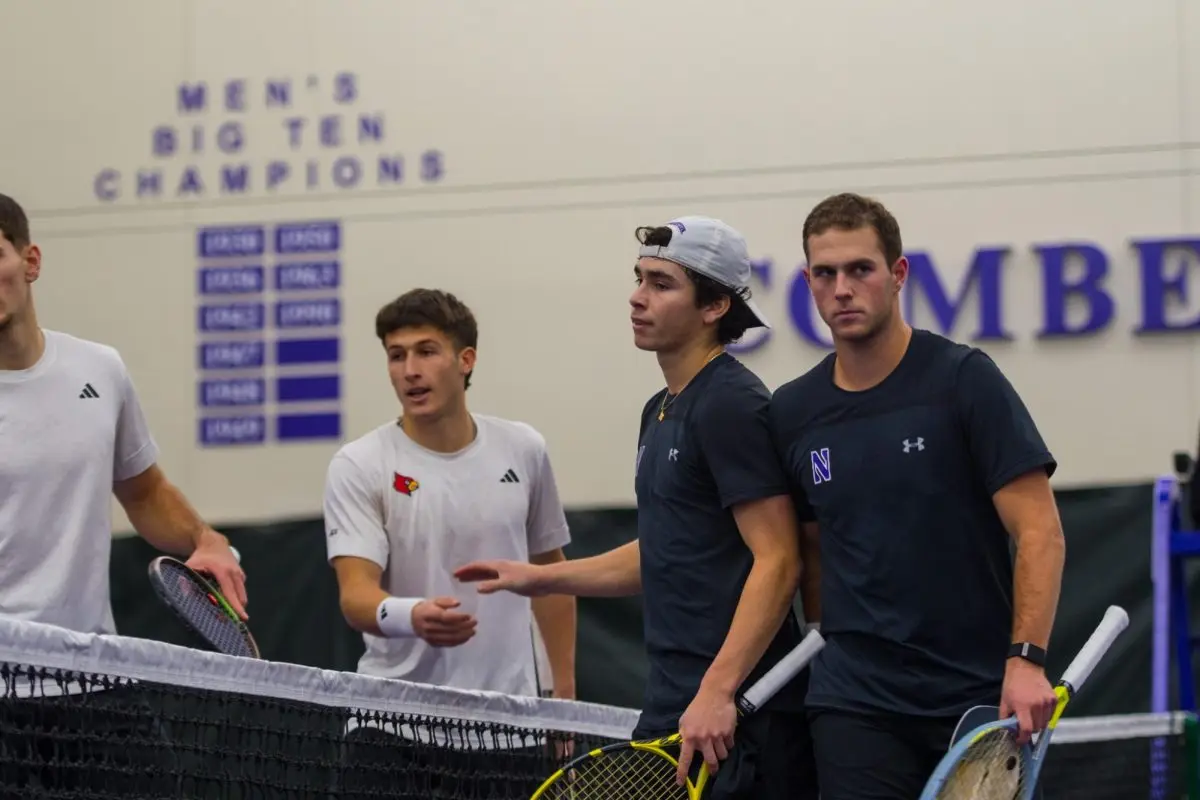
[902, 438, 925, 453]
[668, 448, 679, 462]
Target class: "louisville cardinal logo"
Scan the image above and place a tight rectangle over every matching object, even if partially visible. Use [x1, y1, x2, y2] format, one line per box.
[393, 472, 420, 495]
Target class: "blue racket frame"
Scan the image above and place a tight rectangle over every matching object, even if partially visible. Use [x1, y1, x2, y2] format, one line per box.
[918, 715, 1048, 800]
[918, 605, 1130, 800]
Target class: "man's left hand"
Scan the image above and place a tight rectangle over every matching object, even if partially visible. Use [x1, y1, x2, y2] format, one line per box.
[999, 656, 1058, 745]
[185, 531, 249, 620]
[675, 684, 737, 786]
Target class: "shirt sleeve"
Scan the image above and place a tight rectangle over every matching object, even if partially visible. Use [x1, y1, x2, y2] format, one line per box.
[696, 382, 791, 509]
[955, 350, 1057, 495]
[767, 394, 817, 523]
[113, 359, 159, 482]
[324, 453, 390, 568]
[526, 440, 571, 557]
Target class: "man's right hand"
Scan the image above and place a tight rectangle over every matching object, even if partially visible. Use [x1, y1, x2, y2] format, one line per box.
[412, 597, 478, 647]
[454, 560, 547, 596]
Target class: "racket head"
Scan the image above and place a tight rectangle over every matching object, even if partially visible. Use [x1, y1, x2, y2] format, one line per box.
[147, 556, 259, 659]
[530, 732, 708, 799]
[919, 718, 1035, 800]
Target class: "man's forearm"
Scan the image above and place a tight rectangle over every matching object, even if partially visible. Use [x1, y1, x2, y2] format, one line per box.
[532, 594, 577, 698]
[123, 480, 218, 556]
[798, 522, 821, 624]
[541, 540, 641, 597]
[340, 582, 390, 636]
[700, 553, 800, 696]
[1011, 529, 1066, 649]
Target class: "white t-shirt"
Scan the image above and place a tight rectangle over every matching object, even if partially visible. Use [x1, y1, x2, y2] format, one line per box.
[323, 414, 571, 696]
[0, 329, 159, 636]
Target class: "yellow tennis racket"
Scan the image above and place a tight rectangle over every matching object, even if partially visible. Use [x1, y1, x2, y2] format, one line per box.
[529, 628, 825, 799]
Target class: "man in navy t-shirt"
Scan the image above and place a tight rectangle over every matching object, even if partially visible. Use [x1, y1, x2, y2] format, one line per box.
[769, 193, 1066, 799]
[457, 216, 818, 798]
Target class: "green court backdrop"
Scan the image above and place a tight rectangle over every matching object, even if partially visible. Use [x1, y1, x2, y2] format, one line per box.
[109, 482, 1190, 717]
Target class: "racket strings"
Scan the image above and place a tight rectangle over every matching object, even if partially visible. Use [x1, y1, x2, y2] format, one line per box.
[544, 747, 691, 799]
[159, 563, 255, 658]
[935, 729, 1024, 800]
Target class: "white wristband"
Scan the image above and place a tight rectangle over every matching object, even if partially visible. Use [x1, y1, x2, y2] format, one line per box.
[376, 597, 422, 638]
[805, 622, 821, 635]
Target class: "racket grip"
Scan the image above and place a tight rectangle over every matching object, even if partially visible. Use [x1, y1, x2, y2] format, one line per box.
[230, 546, 241, 564]
[738, 629, 825, 714]
[1059, 605, 1129, 693]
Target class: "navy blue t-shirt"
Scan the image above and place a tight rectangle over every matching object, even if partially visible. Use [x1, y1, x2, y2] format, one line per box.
[634, 353, 806, 735]
[769, 329, 1056, 718]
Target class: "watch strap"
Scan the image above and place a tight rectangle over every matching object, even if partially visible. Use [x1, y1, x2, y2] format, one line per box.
[1007, 641, 1047, 666]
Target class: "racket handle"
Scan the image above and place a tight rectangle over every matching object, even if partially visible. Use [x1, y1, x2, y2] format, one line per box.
[230, 546, 241, 564]
[738, 629, 825, 714]
[1059, 605, 1129, 694]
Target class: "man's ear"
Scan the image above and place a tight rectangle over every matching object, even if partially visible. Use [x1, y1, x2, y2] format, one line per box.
[701, 294, 732, 327]
[22, 244, 42, 283]
[890, 255, 908, 294]
[459, 346, 477, 377]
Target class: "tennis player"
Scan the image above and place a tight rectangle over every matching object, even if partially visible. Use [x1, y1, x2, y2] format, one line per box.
[769, 192, 1065, 799]
[0, 192, 247, 635]
[323, 288, 576, 699]
[0, 193, 245, 796]
[456, 216, 820, 799]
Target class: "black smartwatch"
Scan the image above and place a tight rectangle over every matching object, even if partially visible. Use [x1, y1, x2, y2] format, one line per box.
[1007, 641, 1047, 667]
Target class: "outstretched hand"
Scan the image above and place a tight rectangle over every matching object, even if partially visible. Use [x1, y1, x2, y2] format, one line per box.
[454, 560, 547, 597]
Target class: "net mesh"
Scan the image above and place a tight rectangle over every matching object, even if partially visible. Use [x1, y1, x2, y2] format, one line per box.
[0, 615, 1194, 799]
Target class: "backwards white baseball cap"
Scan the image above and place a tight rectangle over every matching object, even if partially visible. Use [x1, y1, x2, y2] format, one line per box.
[637, 215, 770, 330]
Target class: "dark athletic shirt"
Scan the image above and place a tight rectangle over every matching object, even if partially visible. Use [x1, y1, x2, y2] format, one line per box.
[769, 329, 1056, 717]
[634, 353, 806, 735]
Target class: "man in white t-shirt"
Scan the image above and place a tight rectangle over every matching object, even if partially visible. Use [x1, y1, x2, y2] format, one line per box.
[0, 193, 246, 795]
[323, 287, 576, 702]
[0, 193, 246, 635]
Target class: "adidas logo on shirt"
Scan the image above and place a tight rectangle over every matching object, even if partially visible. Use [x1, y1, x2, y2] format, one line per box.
[500, 468, 520, 484]
[78, 383, 99, 399]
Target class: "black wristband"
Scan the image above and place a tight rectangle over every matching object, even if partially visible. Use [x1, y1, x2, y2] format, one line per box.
[1007, 641, 1047, 667]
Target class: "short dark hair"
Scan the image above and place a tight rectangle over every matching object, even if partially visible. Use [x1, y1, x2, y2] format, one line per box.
[0, 194, 31, 249]
[802, 192, 903, 266]
[635, 225, 758, 345]
[374, 289, 479, 389]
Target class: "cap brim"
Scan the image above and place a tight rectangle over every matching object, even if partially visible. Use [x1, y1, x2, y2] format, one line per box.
[742, 296, 771, 330]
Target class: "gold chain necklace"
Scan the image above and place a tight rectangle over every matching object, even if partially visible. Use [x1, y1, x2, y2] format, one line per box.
[658, 348, 724, 422]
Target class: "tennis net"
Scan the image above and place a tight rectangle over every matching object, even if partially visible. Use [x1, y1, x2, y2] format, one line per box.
[0, 614, 1197, 799]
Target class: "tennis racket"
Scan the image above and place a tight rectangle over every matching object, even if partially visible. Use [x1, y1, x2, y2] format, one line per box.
[918, 604, 1130, 800]
[148, 555, 260, 659]
[529, 628, 825, 799]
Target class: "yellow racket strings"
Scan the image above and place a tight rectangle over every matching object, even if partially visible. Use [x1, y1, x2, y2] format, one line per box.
[542, 746, 692, 799]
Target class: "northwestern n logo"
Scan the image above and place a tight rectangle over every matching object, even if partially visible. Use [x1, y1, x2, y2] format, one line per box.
[810, 448, 832, 485]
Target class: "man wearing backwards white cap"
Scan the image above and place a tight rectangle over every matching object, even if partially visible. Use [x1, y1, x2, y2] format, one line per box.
[456, 216, 819, 799]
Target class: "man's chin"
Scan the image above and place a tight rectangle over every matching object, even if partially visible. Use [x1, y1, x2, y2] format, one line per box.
[398, 398, 444, 421]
